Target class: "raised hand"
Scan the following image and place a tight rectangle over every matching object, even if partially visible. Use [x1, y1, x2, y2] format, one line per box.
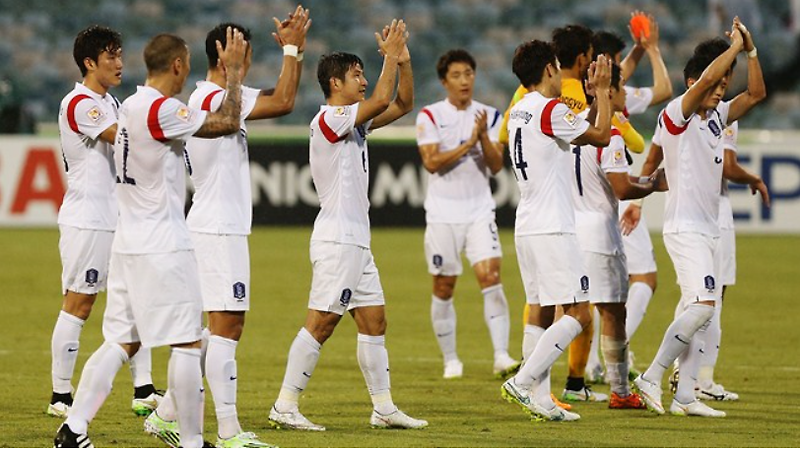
[733, 16, 755, 52]
[374, 19, 407, 60]
[272, 5, 311, 50]
[218, 27, 247, 77]
[589, 55, 612, 91]
[725, 17, 745, 51]
[474, 110, 488, 137]
[640, 14, 660, 50]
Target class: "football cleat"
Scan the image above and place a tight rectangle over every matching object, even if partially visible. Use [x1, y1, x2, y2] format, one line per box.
[216, 431, 276, 448]
[268, 405, 326, 431]
[370, 409, 428, 429]
[633, 376, 665, 415]
[443, 359, 464, 379]
[132, 390, 164, 417]
[562, 386, 609, 402]
[47, 401, 71, 419]
[670, 399, 726, 417]
[608, 392, 646, 409]
[697, 383, 739, 401]
[144, 411, 180, 448]
[493, 355, 521, 380]
[668, 369, 680, 394]
[627, 351, 641, 382]
[552, 394, 572, 411]
[501, 379, 580, 422]
[54, 423, 93, 448]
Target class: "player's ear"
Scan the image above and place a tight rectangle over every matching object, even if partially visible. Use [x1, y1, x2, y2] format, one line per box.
[84, 57, 97, 73]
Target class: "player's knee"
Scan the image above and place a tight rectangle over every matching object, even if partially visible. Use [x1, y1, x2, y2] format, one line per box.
[433, 276, 456, 300]
[478, 271, 501, 289]
[63, 292, 96, 320]
[568, 304, 592, 330]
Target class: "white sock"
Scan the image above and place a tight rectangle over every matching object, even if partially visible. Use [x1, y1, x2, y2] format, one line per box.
[601, 336, 629, 396]
[129, 347, 153, 388]
[515, 315, 583, 389]
[625, 282, 653, 340]
[357, 334, 396, 415]
[275, 328, 321, 412]
[200, 327, 211, 377]
[51, 311, 84, 394]
[482, 284, 511, 359]
[156, 390, 177, 422]
[431, 295, 458, 363]
[522, 324, 545, 362]
[169, 347, 204, 449]
[206, 335, 241, 439]
[587, 307, 602, 370]
[697, 301, 722, 388]
[65, 342, 128, 435]
[643, 303, 714, 384]
[675, 335, 705, 403]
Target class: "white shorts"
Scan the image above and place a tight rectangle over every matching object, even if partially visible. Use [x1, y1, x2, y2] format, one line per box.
[59, 225, 114, 295]
[191, 232, 250, 312]
[619, 201, 657, 275]
[719, 228, 736, 286]
[515, 233, 590, 307]
[308, 241, 385, 315]
[103, 251, 203, 348]
[424, 216, 502, 276]
[663, 232, 722, 306]
[583, 251, 628, 304]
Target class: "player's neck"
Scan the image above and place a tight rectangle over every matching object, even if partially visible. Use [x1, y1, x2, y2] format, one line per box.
[145, 75, 178, 98]
[82, 77, 109, 97]
[446, 96, 471, 110]
[562, 66, 582, 81]
[326, 93, 355, 107]
[207, 68, 226, 89]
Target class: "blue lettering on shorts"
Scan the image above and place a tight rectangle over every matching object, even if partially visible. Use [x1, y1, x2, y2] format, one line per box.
[233, 282, 246, 300]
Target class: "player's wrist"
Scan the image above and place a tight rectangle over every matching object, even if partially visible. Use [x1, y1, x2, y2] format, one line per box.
[747, 47, 757, 59]
[283, 44, 299, 58]
[630, 198, 644, 207]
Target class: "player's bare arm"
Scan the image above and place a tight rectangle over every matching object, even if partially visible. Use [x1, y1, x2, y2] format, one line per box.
[640, 141, 663, 177]
[620, 10, 647, 79]
[639, 15, 673, 105]
[354, 19, 406, 127]
[723, 148, 770, 207]
[726, 19, 767, 124]
[573, 56, 613, 147]
[195, 27, 246, 138]
[620, 141, 664, 235]
[419, 111, 481, 173]
[249, 5, 311, 120]
[370, 24, 413, 130]
[98, 123, 118, 144]
[476, 110, 504, 174]
[606, 171, 656, 201]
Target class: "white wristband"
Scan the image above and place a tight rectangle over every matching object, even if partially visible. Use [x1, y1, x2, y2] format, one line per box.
[631, 198, 644, 207]
[296, 51, 304, 62]
[283, 45, 299, 58]
[747, 47, 757, 59]
[638, 176, 650, 184]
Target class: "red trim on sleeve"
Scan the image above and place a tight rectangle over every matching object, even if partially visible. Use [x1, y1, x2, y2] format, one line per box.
[662, 111, 689, 136]
[596, 147, 603, 164]
[611, 128, 622, 137]
[66, 94, 92, 134]
[622, 107, 630, 118]
[318, 111, 348, 144]
[540, 99, 560, 137]
[147, 97, 169, 143]
[420, 108, 436, 126]
[201, 90, 223, 111]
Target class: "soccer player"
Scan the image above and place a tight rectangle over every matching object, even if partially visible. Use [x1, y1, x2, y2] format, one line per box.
[50, 25, 161, 420]
[571, 62, 666, 410]
[267, 19, 427, 431]
[415, 49, 518, 380]
[500, 39, 614, 421]
[633, 18, 765, 417]
[167, 9, 310, 448]
[54, 28, 246, 448]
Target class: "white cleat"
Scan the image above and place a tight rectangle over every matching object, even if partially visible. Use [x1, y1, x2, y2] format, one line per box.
[47, 401, 71, 418]
[633, 376, 665, 415]
[501, 379, 580, 422]
[132, 391, 163, 417]
[697, 383, 739, 401]
[268, 406, 326, 432]
[370, 409, 428, 429]
[443, 360, 464, 379]
[493, 355, 521, 380]
[562, 386, 609, 403]
[670, 399, 726, 417]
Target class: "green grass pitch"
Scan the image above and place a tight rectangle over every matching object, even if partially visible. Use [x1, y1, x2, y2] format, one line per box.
[1, 227, 799, 447]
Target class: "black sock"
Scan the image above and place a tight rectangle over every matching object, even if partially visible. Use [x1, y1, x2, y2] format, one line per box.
[51, 392, 73, 405]
[566, 376, 585, 391]
[134, 383, 156, 399]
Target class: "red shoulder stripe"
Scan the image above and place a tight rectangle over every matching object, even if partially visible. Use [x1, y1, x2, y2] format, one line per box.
[66, 94, 92, 134]
[420, 108, 436, 126]
[201, 89, 223, 111]
[596, 147, 603, 164]
[662, 110, 689, 136]
[540, 99, 560, 137]
[318, 111, 348, 144]
[611, 128, 622, 137]
[148, 97, 169, 142]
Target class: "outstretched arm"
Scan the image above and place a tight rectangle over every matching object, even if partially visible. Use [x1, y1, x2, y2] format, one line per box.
[726, 19, 767, 123]
[354, 19, 407, 127]
[370, 26, 413, 129]
[639, 15, 673, 105]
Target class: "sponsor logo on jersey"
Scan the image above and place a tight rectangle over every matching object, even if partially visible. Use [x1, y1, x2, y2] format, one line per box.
[85, 268, 99, 286]
[333, 106, 350, 117]
[86, 106, 104, 123]
[704, 275, 715, 292]
[563, 111, 579, 128]
[714, 156, 723, 164]
[340, 288, 352, 306]
[176, 107, 192, 122]
[233, 282, 246, 300]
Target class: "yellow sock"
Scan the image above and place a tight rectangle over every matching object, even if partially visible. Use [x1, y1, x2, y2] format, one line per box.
[568, 308, 594, 378]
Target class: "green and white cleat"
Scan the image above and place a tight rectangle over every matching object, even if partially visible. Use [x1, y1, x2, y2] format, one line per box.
[562, 386, 609, 403]
[501, 378, 580, 422]
[670, 399, 726, 417]
[47, 401, 71, 418]
[493, 355, 521, 380]
[144, 411, 180, 448]
[268, 405, 326, 432]
[132, 390, 163, 417]
[633, 376, 665, 415]
[216, 431, 276, 448]
[370, 409, 428, 429]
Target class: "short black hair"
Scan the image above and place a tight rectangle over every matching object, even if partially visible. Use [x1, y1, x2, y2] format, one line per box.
[593, 31, 625, 60]
[683, 37, 737, 86]
[317, 52, 364, 99]
[611, 62, 622, 90]
[73, 25, 122, 77]
[144, 34, 188, 74]
[436, 49, 476, 80]
[206, 22, 252, 68]
[552, 24, 594, 69]
[512, 40, 558, 88]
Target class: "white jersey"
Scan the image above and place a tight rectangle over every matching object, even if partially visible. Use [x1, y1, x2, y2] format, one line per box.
[57, 83, 119, 231]
[507, 91, 590, 236]
[112, 86, 208, 254]
[309, 103, 373, 248]
[416, 99, 500, 223]
[573, 128, 629, 255]
[660, 95, 730, 237]
[185, 81, 260, 235]
[719, 121, 738, 230]
[624, 86, 654, 116]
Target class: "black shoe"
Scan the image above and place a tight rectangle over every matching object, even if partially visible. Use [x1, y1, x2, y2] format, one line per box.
[54, 423, 93, 448]
[202, 440, 215, 448]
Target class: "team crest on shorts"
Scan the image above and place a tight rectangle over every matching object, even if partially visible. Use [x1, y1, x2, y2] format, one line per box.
[85, 268, 99, 286]
[432, 254, 443, 269]
[704, 275, 715, 292]
[233, 282, 246, 300]
[580, 275, 589, 293]
[340, 288, 352, 307]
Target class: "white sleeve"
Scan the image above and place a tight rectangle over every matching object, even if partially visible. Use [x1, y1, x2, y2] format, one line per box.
[723, 120, 738, 153]
[548, 101, 590, 144]
[318, 103, 358, 143]
[241, 86, 261, 119]
[662, 96, 691, 133]
[416, 107, 440, 146]
[486, 107, 502, 143]
[717, 100, 732, 127]
[73, 98, 116, 140]
[156, 98, 208, 141]
[624, 86, 654, 115]
[600, 133, 630, 174]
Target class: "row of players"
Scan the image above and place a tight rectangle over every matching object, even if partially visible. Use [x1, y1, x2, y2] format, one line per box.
[49, 5, 769, 448]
